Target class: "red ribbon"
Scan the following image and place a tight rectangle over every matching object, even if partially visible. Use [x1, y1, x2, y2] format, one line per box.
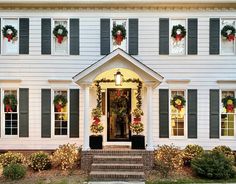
[93, 117, 100, 125]
[56, 104, 62, 112]
[5, 105, 12, 112]
[117, 90, 120, 97]
[175, 34, 183, 41]
[175, 104, 183, 111]
[227, 34, 235, 42]
[115, 34, 123, 45]
[226, 104, 234, 113]
[56, 35, 64, 44]
[6, 34, 13, 42]
[134, 117, 141, 122]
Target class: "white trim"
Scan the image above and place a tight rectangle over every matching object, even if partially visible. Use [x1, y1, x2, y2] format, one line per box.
[0, 79, 22, 83]
[48, 79, 72, 83]
[166, 79, 190, 84]
[217, 80, 236, 84]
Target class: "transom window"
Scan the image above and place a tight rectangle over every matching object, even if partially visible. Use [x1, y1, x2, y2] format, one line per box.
[170, 90, 186, 137]
[112, 19, 127, 52]
[53, 90, 68, 136]
[3, 90, 18, 135]
[221, 91, 235, 137]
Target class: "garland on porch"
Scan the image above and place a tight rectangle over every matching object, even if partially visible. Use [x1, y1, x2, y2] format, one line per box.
[222, 96, 236, 113]
[2, 25, 17, 42]
[53, 24, 68, 44]
[221, 25, 235, 42]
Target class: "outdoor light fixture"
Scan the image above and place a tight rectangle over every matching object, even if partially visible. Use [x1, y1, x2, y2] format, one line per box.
[114, 70, 123, 86]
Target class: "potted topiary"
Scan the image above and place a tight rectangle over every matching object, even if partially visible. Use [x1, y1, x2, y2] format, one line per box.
[130, 108, 145, 149]
[89, 107, 104, 149]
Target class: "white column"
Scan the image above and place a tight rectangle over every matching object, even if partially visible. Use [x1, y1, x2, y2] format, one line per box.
[83, 85, 90, 150]
[146, 85, 154, 150]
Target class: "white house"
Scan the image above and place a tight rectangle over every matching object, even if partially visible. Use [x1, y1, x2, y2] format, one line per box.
[0, 0, 235, 151]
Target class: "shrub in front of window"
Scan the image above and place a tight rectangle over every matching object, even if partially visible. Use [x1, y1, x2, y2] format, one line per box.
[3, 94, 17, 112]
[191, 151, 235, 179]
[90, 107, 104, 134]
[221, 25, 235, 42]
[182, 144, 204, 166]
[0, 152, 25, 168]
[53, 24, 68, 44]
[171, 24, 186, 42]
[53, 94, 67, 112]
[154, 144, 183, 177]
[2, 25, 17, 42]
[112, 24, 126, 45]
[51, 143, 80, 170]
[3, 163, 26, 180]
[212, 145, 235, 163]
[28, 151, 51, 171]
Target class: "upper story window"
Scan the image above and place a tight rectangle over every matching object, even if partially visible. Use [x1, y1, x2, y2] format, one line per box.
[170, 19, 187, 55]
[52, 19, 69, 55]
[221, 90, 235, 137]
[220, 19, 236, 55]
[1, 18, 19, 55]
[2, 89, 18, 136]
[111, 19, 128, 52]
[170, 90, 187, 137]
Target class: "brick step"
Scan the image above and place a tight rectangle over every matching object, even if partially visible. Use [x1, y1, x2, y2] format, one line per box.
[93, 155, 143, 164]
[88, 150, 147, 156]
[89, 171, 145, 181]
[91, 163, 144, 171]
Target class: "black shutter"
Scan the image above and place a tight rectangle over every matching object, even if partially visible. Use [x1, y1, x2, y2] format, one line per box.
[159, 18, 169, 55]
[159, 89, 169, 138]
[210, 89, 220, 138]
[188, 19, 198, 55]
[209, 18, 220, 55]
[188, 89, 197, 138]
[19, 18, 29, 54]
[41, 89, 51, 138]
[70, 19, 80, 55]
[129, 19, 138, 55]
[70, 89, 80, 138]
[19, 88, 29, 137]
[100, 19, 110, 55]
[41, 19, 51, 55]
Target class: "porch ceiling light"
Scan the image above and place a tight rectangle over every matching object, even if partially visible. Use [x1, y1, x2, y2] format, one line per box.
[114, 70, 123, 86]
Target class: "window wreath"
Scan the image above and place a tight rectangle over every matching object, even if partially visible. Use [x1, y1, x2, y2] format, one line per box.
[171, 24, 186, 42]
[171, 95, 186, 111]
[112, 24, 126, 45]
[222, 96, 235, 113]
[53, 24, 68, 44]
[2, 25, 17, 42]
[3, 94, 17, 112]
[53, 95, 67, 112]
[221, 25, 235, 42]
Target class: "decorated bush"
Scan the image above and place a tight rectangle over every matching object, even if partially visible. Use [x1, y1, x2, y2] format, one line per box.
[130, 108, 144, 135]
[0, 152, 25, 167]
[51, 143, 79, 170]
[182, 144, 204, 166]
[212, 145, 235, 163]
[154, 144, 183, 177]
[90, 107, 104, 134]
[3, 163, 26, 180]
[29, 151, 51, 171]
[191, 152, 235, 179]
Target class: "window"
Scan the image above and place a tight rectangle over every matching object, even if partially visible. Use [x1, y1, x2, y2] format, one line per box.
[220, 19, 236, 55]
[53, 90, 68, 136]
[52, 19, 69, 55]
[1, 18, 19, 55]
[3, 90, 18, 135]
[170, 19, 187, 55]
[112, 19, 127, 52]
[170, 90, 186, 137]
[221, 91, 235, 137]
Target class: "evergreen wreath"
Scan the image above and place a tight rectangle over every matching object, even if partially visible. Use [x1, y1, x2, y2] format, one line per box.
[171, 95, 186, 111]
[222, 96, 235, 113]
[112, 24, 126, 45]
[171, 24, 186, 41]
[2, 25, 17, 42]
[53, 24, 68, 44]
[53, 95, 67, 112]
[3, 94, 17, 112]
[221, 25, 235, 41]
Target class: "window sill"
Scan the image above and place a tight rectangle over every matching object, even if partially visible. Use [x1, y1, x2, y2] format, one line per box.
[0, 79, 21, 83]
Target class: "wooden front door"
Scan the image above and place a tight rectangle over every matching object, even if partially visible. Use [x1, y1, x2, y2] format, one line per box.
[107, 88, 131, 141]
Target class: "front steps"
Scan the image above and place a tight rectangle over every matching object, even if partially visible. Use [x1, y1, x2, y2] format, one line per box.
[89, 152, 145, 181]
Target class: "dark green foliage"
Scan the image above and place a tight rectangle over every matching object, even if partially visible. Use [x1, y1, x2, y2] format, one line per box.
[221, 25, 235, 37]
[53, 24, 68, 37]
[3, 163, 26, 180]
[191, 152, 235, 179]
[112, 24, 126, 39]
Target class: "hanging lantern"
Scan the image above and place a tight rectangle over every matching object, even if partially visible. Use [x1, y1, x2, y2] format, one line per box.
[114, 70, 123, 86]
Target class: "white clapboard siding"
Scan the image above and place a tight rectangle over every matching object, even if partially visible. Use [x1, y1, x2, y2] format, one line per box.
[0, 9, 235, 150]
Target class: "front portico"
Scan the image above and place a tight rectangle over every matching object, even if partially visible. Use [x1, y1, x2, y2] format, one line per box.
[73, 49, 163, 150]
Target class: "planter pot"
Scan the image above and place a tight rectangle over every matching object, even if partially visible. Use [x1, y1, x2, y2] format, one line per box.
[89, 135, 103, 149]
[131, 135, 145, 149]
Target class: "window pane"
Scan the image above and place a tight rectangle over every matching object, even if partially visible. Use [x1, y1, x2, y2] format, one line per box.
[178, 129, 184, 136]
[62, 121, 67, 128]
[221, 129, 227, 136]
[5, 128, 11, 135]
[62, 129, 67, 135]
[12, 128, 17, 135]
[5, 121, 11, 127]
[228, 129, 234, 136]
[12, 121, 17, 128]
[55, 129, 60, 135]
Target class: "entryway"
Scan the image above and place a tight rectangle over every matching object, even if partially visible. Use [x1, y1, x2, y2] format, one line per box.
[107, 88, 131, 142]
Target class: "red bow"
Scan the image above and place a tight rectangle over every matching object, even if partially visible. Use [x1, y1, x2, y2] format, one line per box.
[93, 117, 100, 125]
[56, 104, 62, 112]
[175, 104, 183, 111]
[175, 34, 183, 41]
[134, 117, 141, 122]
[115, 34, 123, 45]
[5, 104, 12, 112]
[227, 34, 235, 42]
[6, 34, 13, 42]
[56, 35, 64, 44]
[226, 104, 234, 113]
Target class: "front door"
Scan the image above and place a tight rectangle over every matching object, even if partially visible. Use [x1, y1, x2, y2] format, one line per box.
[107, 88, 131, 141]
